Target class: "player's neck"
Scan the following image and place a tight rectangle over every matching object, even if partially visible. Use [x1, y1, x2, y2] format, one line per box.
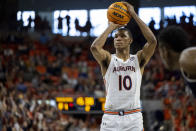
[116, 48, 130, 61]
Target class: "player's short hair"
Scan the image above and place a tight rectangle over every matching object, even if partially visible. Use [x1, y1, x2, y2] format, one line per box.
[158, 25, 189, 53]
[117, 27, 133, 39]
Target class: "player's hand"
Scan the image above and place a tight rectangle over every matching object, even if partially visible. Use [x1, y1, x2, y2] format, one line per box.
[121, 1, 135, 15]
[179, 48, 196, 78]
[108, 21, 125, 30]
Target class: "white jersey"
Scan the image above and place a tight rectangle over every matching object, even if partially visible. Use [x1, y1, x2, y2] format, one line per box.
[103, 54, 142, 111]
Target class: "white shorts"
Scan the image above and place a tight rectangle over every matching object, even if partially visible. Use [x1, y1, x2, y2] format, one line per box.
[100, 112, 144, 131]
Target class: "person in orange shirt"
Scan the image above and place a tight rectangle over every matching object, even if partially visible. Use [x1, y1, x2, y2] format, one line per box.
[163, 102, 173, 131]
[185, 111, 195, 131]
[36, 64, 46, 75]
[171, 109, 184, 131]
[185, 104, 196, 131]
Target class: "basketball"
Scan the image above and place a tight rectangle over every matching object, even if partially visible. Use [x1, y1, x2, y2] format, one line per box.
[107, 2, 131, 25]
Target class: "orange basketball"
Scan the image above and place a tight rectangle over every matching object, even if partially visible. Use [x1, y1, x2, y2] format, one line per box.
[107, 2, 131, 25]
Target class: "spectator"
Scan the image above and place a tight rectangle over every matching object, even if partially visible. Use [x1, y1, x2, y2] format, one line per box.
[34, 13, 42, 32]
[57, 15, 63, 33]
[65, 14, 71, 36]
[39, 32, 49, 45]
[27, 16, 33, 31]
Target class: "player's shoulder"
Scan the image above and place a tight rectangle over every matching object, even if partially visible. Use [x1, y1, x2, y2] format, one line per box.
[129, 54, 137, 61]
[129, 53, 137, 57]
[136, 50, 142, 57]
[111, 54, 117, 59]
[129, 53, 139, 61]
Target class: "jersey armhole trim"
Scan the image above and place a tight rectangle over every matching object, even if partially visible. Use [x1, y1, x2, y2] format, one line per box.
[103, 54, 114, 79]
[133, 54, 142, 76]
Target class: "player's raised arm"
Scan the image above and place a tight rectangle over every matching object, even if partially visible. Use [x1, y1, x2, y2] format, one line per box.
[122, 2, 157, 71]
[90, 22, 122, 75]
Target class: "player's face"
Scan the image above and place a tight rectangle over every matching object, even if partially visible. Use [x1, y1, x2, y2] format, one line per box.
[114, 30, 132, 49]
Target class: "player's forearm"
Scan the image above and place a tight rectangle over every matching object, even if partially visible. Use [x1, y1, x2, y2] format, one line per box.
[91, 26, 113, 49]
[132, 12, 157, 44]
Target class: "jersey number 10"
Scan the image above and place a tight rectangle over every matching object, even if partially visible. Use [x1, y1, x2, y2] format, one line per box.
[119, 75, 132, 91]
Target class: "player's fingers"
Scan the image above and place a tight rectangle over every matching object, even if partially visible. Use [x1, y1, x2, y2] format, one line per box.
[121, 1, 127, 6]
[121, 1, 129, 6]
[121, 1, 133, 8]
[121, 1, 128, 4]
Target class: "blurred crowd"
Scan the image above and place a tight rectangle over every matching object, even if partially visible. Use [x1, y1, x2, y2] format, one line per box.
[0, 83, 101, 131]
[0, 13, 196, 131]
[0, 33, 104, 98]
[0, 32, 103, 130]
[161, 95, 196, 131]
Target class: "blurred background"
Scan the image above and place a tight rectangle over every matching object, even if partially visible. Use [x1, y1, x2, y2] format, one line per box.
[0, 0, 196, 131]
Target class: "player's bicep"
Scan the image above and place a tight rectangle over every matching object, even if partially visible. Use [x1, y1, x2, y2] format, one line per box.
[137, 42, 156, 67]
[143, 42, 156, 60]
[90, 47, 110, 65]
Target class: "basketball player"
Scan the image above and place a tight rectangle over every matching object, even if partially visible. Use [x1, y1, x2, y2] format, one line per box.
[158, 26, 196, 97]
[90, 2, 157, 131]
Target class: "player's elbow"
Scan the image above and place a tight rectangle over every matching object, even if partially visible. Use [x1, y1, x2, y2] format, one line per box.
[150, 36, 157, 46]
[90, 44, 99, 52]
[90, 44, 96, 52]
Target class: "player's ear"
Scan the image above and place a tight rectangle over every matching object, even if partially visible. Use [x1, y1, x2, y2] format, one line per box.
[129, 39, 133, 44]
[128, 36, 133, 44]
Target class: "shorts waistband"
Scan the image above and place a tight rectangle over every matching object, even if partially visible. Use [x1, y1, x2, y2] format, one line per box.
[104, 108, 142, 116]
